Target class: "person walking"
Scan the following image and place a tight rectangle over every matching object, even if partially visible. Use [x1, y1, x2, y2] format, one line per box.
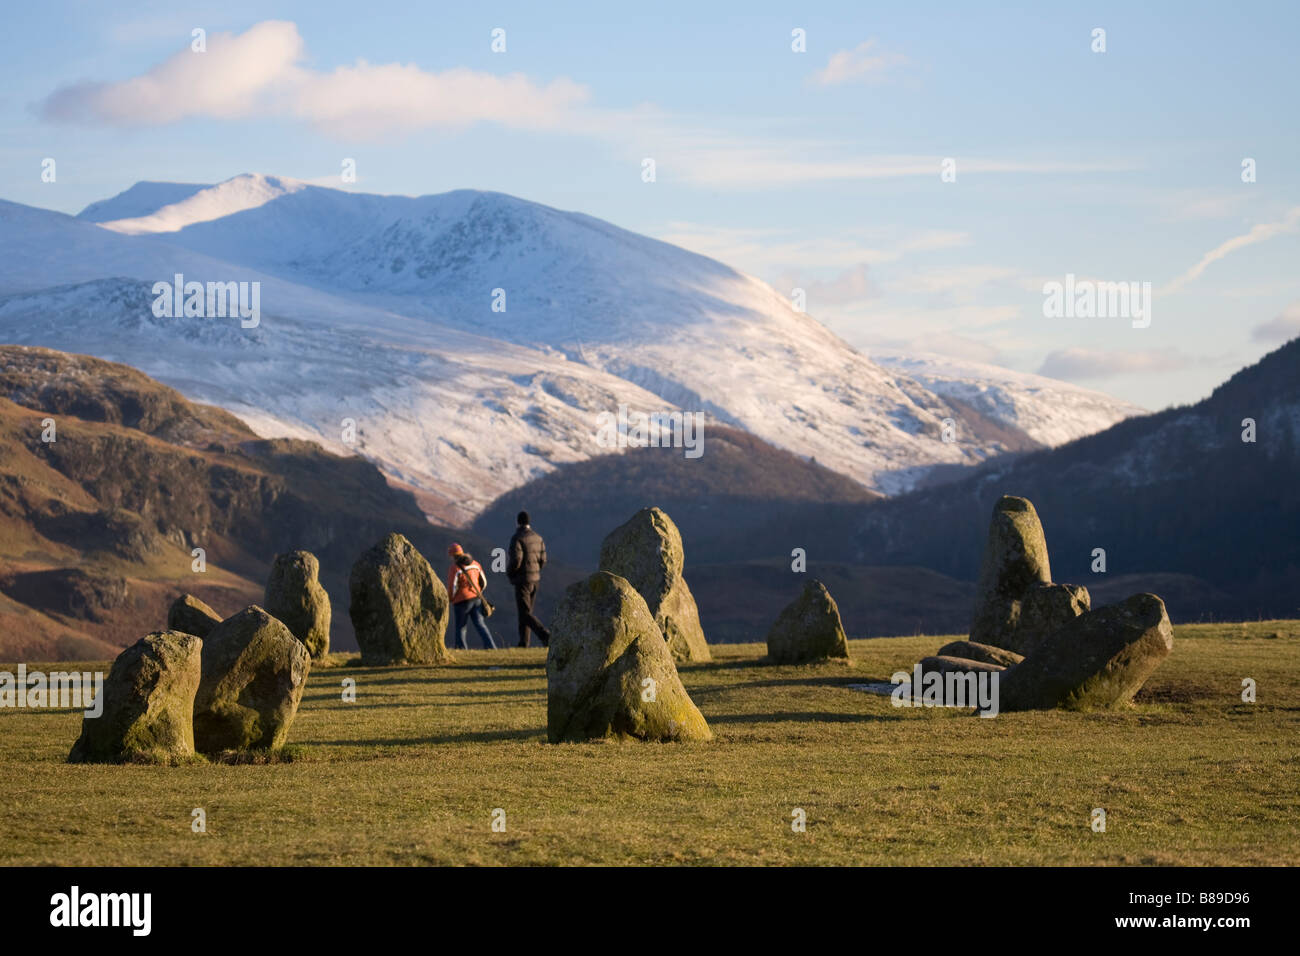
[507, 511, 551, 648]
[446, 544, 498, 650]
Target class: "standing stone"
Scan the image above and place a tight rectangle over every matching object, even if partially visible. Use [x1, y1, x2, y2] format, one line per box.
[68, 630, 202, 764]
[765, 579, 851, 664]
[547, 571, 712, 743]
[264, 550, 331, 659]
[969, 495, 1052, 648]
[167, 593, 221, 638]
[1000, 593, 1174, 711]
[193, 606, 310, 752]
[599, 507, 711, 663]
[348, 533, 451, 666]
[1008, 582, 1091, 655]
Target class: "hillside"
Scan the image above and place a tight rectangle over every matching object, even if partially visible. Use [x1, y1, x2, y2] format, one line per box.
[474, 424, 880, 565]
[0, 346, 495, 659]
[851, 337, 1300, 622]
[1, 177, 1139, 522]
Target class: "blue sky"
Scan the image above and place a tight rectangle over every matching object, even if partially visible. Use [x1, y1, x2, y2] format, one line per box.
[3, 0, 1298, 410]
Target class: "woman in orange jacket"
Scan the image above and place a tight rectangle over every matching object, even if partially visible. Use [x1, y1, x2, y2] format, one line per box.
[446, 543, 498, 650]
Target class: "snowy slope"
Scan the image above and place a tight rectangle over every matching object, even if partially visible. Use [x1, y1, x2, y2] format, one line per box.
[0, 177, 1142, 521]
[869, 351, 1146, 447]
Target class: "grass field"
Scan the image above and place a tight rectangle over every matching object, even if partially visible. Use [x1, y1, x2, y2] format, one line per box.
[2, 621, 1298, 866]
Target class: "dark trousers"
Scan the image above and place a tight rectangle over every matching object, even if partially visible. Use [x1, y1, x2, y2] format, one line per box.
[513, 581, 549, 647]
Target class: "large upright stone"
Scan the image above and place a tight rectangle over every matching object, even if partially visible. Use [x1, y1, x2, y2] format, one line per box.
[1000, 593, 1174, 711]
[599, 507, 711, 662]
[264, 549, 331, 659]
[167, 593, 221, 638]
[68, 630, 202, 764]
[348, 533, 451, 666]
[193, 606, 310, 752]
[547, 571, 712, 743]
[1008, 582, 1090, 655]
[766, 579, 851, 664]
[969, 495, 1052, 648]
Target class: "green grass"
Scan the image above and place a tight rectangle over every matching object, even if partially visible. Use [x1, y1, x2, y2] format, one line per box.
[2, 621, 1298, 865]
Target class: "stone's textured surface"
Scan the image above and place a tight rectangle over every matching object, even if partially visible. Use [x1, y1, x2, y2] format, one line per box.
[935, 640, 1024, 668]
[1008, 582, 1091, 655]
[599, 507, 711, 662]
[167, 593, 221, 638]
[264, 550, 331, 659]
[193, 606, 310, 752]
[765, 579, 851, 664]
[547, 571, 712, 743]
[348, 533, 451, 665]
[969, 495, 1052, 648]
[1001, 593, 1174, 711]
[918, 654, 1007, 676]
[68, 630, 202, 764]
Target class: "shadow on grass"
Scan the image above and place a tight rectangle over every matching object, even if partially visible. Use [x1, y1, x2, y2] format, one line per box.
[689, 674, 870, 696]
[306, 727, 541, 746]
[706, 710, 897, 725]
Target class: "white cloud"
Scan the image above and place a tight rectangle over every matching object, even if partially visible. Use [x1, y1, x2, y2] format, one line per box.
[41, 20, 589, 138]
[775, 264, 881, 306]
[1163, 206, 1300, 293]
[1251, 302, 1300, 344]
[654, 222, 969, 273]
[1037, 347, 1193, 380]
[810, 40, 908, 86]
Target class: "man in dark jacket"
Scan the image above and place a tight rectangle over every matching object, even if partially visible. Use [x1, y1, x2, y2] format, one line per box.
[507, 511, 551, 648]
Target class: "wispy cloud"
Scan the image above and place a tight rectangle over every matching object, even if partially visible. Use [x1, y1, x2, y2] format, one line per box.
[809, 40, 908, 86]
[41, 20, 589, 138]
[1251, 301, 1300, 344]
[1037, 347, 1194, 380]
[1163, 206, 1300, 293]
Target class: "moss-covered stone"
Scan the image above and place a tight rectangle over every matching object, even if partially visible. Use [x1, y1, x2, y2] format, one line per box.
[193, 606, 310, 752]
[547, 571, 712, 743]
[1008, 582, 1090, 655]
[68, 630, 202, 765]
[765, 579, 851, 664]
[598, 507, 710, 662]
[264, 549, 331, 659]
[348, 533, 451, 665]
[1000, 592, 1173, 711]
[969, 495, 1052, 648]
[917, 655, 1006, 677]
[935, 639, 1024, 668]
[167, 593, 221, 638]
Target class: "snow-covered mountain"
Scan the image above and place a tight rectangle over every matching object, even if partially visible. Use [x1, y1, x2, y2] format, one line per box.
[0, 174, 1142, 523]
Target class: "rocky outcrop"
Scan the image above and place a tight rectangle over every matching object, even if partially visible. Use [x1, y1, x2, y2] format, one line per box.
[167, 593, 221, 638]
[348, 533, 451, 666]
[264, 550, 331, 659]
[1000, 593, 1174, 711]
[68, 630, 202, 764]
[193, 606, 310, 752]
[599, 507, 710, 662]
[547, 571, 712, 743]
[765, 579, 851, 664]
